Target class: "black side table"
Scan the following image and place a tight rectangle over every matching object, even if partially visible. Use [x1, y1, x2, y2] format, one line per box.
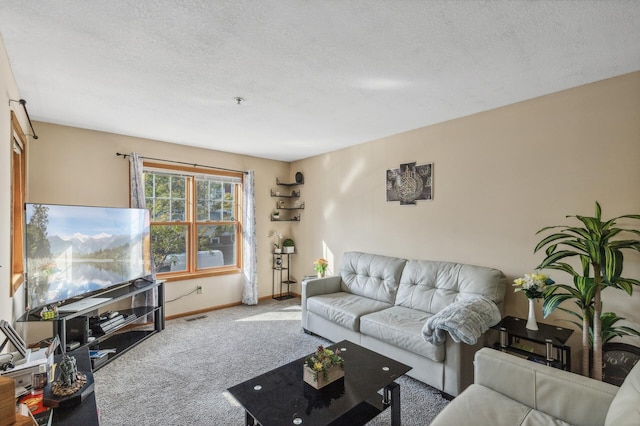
[491, 316, 574, 371]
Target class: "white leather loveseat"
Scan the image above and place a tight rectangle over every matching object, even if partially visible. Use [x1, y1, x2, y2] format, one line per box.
[301, 251, 507, 396]
[431, 347, 640, 426]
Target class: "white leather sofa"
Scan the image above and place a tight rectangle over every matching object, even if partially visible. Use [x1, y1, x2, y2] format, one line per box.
[301, 251, 507, 396]
[431, 347, 640, 426]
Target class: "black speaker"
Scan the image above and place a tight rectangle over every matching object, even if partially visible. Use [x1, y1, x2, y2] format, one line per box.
[66, 316, 89, 345]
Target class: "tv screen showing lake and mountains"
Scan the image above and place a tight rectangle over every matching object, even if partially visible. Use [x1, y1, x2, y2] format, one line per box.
[25, 203, 152, 310]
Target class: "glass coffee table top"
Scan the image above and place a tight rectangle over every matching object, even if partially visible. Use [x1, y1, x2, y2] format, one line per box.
[227, 340, 411, 426]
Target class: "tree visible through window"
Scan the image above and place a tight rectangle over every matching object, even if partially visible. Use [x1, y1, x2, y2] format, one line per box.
[143, 163, 242, 278]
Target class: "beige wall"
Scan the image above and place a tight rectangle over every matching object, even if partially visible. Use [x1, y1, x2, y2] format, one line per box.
[291, 71, 640, 352]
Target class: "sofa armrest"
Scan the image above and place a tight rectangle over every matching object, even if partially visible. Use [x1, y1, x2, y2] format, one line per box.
[474, 348, 618, 426]
[302, 276, 342, 298]
[301, 276, 342, 329]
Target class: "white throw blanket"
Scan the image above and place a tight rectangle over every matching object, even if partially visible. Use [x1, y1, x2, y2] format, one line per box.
[422, 296, 501, 345]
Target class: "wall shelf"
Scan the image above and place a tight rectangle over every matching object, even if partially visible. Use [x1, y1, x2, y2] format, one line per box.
[271, 216, 301, 222]
[270, 189, 300, 198]
[271, 177, 304, 221]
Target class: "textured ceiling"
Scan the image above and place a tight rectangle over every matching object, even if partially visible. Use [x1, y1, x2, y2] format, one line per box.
[1, 1, 639, 162]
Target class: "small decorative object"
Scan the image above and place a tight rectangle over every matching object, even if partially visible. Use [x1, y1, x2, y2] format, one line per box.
[283, 238, 295, 253]
[513, 273, 554, 331]
[303, 345, 344, 389]
[295, 171, 304, 184]
[268, 231, 283, 253]
[314, 258, 328, 278]
[386, 162, 433, 204]
[40, 305, 58, 320]
[52, 355, 86, 396]
[602, 343, 640, 386]
[277, 200, 286, 209]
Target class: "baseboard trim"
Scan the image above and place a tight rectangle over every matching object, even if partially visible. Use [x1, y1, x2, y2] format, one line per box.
[165, 293, 301, 321]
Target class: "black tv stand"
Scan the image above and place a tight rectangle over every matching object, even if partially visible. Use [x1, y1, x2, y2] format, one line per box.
[19, 280, 164, 370]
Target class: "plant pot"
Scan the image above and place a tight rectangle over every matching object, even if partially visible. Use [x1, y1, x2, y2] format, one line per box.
[284, 246, 294, 254]
[303, 364, 344, 389]
[274, 248, 281, 254]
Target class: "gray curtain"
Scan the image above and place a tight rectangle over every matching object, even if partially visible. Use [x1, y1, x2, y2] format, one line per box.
[129, 152, 158, 316]
[242, 170, 258, 305]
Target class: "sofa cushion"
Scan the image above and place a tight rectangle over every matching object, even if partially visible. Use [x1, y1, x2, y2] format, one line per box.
[605, 359, 640, 426]
[430, 384, 572, 426]
[340, 251, 407, 304]
[306, 292, 392, 332]
[396, 259, 506, 314]
[360, 306, 444, 362]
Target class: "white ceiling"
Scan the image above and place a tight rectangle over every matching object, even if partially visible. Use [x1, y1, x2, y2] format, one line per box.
[1, 1, 639, 162]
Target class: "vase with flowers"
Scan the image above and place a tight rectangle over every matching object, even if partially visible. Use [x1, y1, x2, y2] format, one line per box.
[303, 345, 344, 389]
[313, 258, 328, 278]
[513, 272, 554, 330]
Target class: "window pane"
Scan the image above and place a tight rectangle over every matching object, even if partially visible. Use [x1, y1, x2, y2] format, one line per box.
[154, 174, 170, 197]
[171, 200, 185, 221]
[144, 172, 188, 222]
[151, 224, 188, 273]
[195, 199, 208, 222]
[195, 178, 235, 223]
[172, 176, 186, 199]
[197, 224, 236, 268]
[154, 199, 170, 221]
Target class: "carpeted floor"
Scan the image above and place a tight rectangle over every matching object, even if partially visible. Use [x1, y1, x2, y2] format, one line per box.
[94, 297, 448, 425]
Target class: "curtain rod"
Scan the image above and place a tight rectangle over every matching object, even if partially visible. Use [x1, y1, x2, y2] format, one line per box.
[9, 99, 39, 139]
[116, 152, 247, 174]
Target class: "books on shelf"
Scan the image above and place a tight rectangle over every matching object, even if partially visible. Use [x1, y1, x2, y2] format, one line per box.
[89, 349, 115, 359]
[90, 313, 137, 335]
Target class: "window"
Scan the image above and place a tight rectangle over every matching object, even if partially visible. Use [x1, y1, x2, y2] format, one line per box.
[143, 162, 243, 279]
[11, 112, 27, 295]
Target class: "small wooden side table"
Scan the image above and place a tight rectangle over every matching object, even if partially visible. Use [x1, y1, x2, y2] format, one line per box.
[491, 316, 574, 371]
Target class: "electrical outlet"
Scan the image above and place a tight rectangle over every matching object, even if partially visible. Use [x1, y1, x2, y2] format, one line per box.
[196, 285, 202, 294]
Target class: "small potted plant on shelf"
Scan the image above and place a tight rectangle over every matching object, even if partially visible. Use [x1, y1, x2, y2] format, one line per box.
[283, 238, 295, 253]
[272, 211, 280, 220]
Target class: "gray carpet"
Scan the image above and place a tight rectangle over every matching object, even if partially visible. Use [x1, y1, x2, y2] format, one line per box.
[94, 298, 448, 425]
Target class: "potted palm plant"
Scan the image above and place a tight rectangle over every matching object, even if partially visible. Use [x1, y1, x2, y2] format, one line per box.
[535, 201, 640, 380]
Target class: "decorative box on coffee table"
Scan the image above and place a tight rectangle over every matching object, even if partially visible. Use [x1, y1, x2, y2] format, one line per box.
[303, 364, 344, 389]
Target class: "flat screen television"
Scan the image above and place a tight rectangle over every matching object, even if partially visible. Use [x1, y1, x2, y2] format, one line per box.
[24, 203, 153, 311]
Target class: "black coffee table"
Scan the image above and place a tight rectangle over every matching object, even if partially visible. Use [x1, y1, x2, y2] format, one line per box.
[227, 340, 411, 426]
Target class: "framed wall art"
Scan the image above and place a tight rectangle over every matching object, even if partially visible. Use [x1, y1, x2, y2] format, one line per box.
[386, 162, 433, 205]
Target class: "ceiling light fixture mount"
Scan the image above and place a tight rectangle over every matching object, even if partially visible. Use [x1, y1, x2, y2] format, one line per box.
[234, 97, 244, 105]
